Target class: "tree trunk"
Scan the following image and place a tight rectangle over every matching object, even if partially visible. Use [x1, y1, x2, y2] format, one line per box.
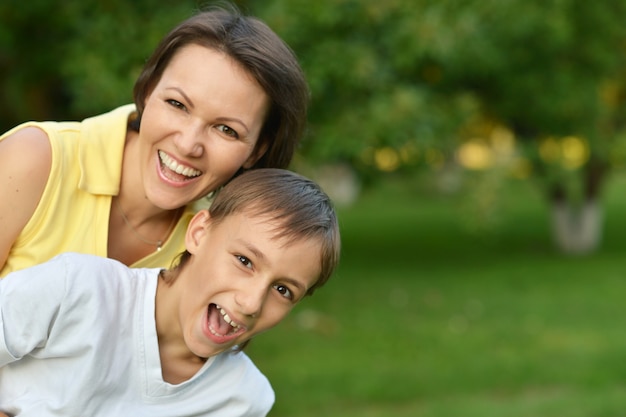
[550, 199, 602, 254]
[547, 157, 607, 254]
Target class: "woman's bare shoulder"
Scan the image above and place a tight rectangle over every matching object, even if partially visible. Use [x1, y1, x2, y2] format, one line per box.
[0, 126, 53, 267]
[0, 126, 52, 193]
[0, 125, 52, 164]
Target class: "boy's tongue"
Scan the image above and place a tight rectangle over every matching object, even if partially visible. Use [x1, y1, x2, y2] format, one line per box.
[209, 304, 234, 335]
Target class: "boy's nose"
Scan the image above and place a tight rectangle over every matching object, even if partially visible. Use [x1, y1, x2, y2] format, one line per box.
[234, 284, 266, 318]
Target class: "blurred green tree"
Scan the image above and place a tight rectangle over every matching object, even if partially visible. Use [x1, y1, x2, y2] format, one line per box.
[251, 0, 480, 178]
[430, 0, 626, 253]
[0, 0, 199, 130]
[252, 0, 626, 253]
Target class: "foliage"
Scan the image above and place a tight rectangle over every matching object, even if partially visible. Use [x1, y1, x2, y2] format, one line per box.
[251, 0, 483, 175]
[0, 0, 199, 131]
[251, 0, 626, 190]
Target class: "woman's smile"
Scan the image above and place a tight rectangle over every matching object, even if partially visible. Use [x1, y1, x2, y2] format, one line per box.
[158, 150, 202, 179]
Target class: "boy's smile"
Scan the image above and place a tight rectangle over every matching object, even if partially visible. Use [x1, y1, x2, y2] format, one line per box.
[156, 209, 323, 361]
[205, 303, 246, 344]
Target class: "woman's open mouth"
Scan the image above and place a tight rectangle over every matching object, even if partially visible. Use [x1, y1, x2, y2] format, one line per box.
[158, 150, 202, 181]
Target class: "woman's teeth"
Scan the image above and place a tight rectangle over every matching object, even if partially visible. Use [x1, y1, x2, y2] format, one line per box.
[158, 150, 201, 177]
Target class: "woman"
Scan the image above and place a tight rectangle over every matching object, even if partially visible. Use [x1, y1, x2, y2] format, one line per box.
[0, 5, 308, 277]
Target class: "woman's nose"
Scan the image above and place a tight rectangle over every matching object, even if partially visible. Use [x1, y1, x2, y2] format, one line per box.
[174, 126, 204, 158]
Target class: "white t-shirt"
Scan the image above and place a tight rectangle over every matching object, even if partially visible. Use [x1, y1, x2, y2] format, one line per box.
[0, 253, 274, 417]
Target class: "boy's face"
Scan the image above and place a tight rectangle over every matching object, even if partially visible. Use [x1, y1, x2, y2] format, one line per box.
[176, 210, 322, 358]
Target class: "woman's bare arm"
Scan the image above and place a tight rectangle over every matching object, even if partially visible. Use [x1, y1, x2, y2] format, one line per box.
[0, 127, 52, 269]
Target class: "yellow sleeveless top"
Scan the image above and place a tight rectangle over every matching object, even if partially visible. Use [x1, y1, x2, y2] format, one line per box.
[0, 104, 194, 277]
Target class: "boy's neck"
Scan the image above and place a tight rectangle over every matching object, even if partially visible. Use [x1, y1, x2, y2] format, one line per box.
[155, 275, 206, 384]
[158, 343, 207, 384]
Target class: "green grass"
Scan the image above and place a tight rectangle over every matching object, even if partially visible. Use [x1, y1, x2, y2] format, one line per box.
[248, 170, 626, 417]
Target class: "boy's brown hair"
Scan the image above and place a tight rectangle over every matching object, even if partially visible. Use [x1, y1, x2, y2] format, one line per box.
[165, 168, 340, 296]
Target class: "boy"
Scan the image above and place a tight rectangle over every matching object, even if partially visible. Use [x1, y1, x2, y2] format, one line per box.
[0, 169, 340, 417]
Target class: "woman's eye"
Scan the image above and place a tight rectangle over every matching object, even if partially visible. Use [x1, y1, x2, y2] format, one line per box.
[273, 284, 293, 300]
[166, 99, 186, 111]
[216, 124, 239, 139]
[236, 255, 252, 269]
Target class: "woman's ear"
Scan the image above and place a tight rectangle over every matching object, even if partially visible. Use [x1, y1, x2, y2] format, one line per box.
[185, 210, 211, 255]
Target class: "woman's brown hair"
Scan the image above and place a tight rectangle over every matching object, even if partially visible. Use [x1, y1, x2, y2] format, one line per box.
[132, 4, 309, 169]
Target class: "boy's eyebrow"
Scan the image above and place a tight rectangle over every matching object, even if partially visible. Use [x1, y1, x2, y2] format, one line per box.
[239, 240, 266, 262]
[281, 277, 306, 292]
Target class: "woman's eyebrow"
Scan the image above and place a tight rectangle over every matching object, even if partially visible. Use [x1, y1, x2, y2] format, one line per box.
[166, 87, 195, 109]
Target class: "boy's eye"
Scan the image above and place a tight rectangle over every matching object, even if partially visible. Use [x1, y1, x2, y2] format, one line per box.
[236, 255, 252, 269]
[216, 124, 239, 139]
[273, 284, 293, 300]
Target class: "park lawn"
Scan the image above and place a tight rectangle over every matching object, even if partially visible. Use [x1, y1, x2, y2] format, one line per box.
[248, 170, 626, 417]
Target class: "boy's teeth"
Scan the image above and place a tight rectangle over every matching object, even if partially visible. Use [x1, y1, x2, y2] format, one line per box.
[158, 150, 201, 177]
[217, 305, 240, 329]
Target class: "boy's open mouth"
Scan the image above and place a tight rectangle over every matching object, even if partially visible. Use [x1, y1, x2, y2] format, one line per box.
[208, 303, 244, 339]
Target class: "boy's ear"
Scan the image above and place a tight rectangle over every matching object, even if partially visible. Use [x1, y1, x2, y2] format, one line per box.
[185, 210, 211, 254]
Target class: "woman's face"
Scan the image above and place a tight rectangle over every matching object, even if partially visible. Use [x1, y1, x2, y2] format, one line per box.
[138, 44, 269, 209]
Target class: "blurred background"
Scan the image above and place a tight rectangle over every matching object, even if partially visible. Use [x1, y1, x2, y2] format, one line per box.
[2, 0, 626, 415]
